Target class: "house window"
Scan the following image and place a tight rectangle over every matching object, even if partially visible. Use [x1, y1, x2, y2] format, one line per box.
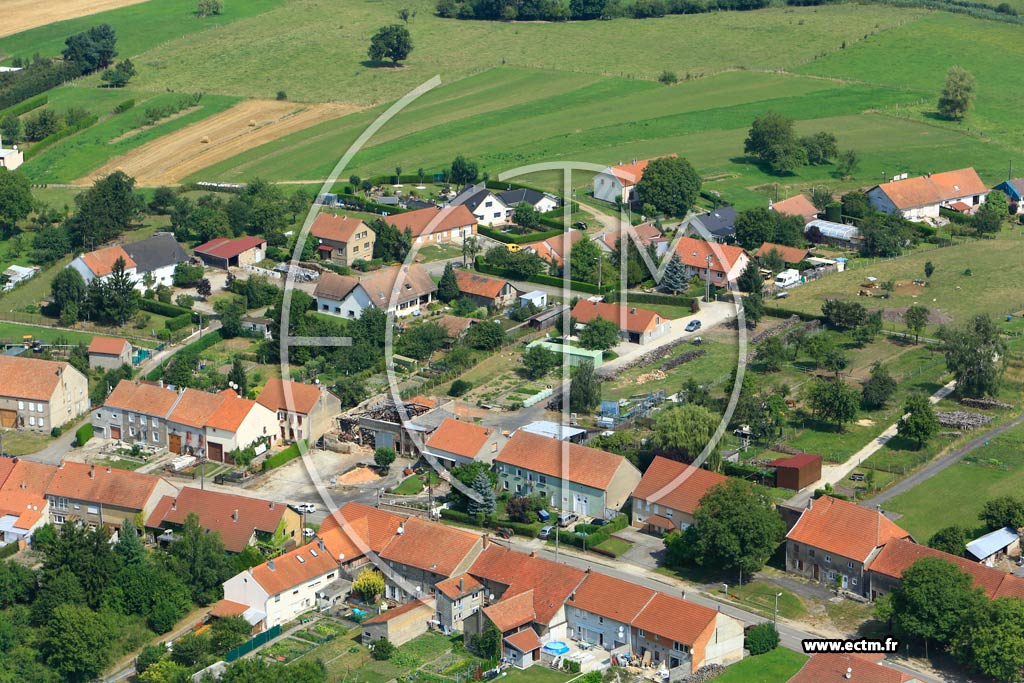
[673, 642, 686, 652]
[539, 475, 547, 485]
[129, 414, 134, 423]
[852, 578, 858, 586]
[515, 484, 522, 494]
[665, 509, 673, 518]
[153, 432, 160, 443]
[52, 497, 68, 510]
[87, 506, 98, 515]
[808, 549, 815, 558]
[129, 427, 135, 437]
[28, 417, 35, 427]
[140, 416, 147, 426]
[847, 561, 854, 569]
[825, 555, 831, 564]
[827, 571, 835, 581]
[502, 481, 509, 491]
[52, 514, 65, 525]
[17, 401, 23, 410]
[638, 630, 645, 637]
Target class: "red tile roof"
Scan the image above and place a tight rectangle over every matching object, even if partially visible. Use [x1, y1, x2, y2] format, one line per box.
[426, 418, 492, 460]
[873, 168, 987, 210]
[251, 539, 339, 596]
[869, 538, 1024, 600]
[194, 236, 266, 260]
[318, 521, 369, 564]
[436, 573, 484, 600]
[484, 589, 536, 632]
[595, 221, 665, 251]
[771, 195, 818, 221]
[787, 496, 911, 563]
[0, 356, 79, 402]
[524, 230, 584, 268]
[80, 245, 135, 277]
[0, 489, 46, 530]
[504, 627, 542, 653]
[206, 390, 262, 432]
[571, 299, 662, 335]
[379, 516, 481, 577]
[363, 599, 433, 624]
[0, 459, 57, 497]
[103, 380, 179, 416]
[606, 156, 676, 186]
[788, 654, 917, 683]
[46, 461, 163, 511]
[319, 501, 406, 552]
[755, 242, 809, 264]
[496, 431, 630, 491]
[144, 487, 288, 553]
[209, 599, 250, 618]
[766, 453, 822, 470]
[567, 571, 656, 624]
[310, 214, 368, 244]
[257, 379, 322, 416]
[454, 270, 511, 300]
[631, 592, 717, 646]
[674, 236, 747, 275]
[88, 336, 130, 356]
[168, 388, 227, 429]
[385, 205, 477, 238]
[631, 456, 727, 516]
[468, 545, 586, 626]
[314, 271, 359, 301]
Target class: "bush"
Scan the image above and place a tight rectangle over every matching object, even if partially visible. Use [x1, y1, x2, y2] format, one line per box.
[371, 639, 395, 661]
[75, 423, 94, 447]
[745, 623, 780, 655]
[658, 70, 679, 84]
[50, 426, 63, 438]
[449, 379, 472, 396]
[165, 312, 194, 331]
[112, 99, 135, 114]
[140, 298, 191, 318]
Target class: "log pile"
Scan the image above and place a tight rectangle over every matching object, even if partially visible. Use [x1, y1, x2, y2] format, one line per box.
[960, 397, 1013, 410]
[936, 411, 993, 430]
[679, 664, 726, 682]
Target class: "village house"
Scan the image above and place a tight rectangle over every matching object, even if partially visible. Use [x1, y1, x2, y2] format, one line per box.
[570, 299, 670, 345]
[314, 265, 437, 319]
[162, 388, 221, 456]
[92, 380, 178, 445]
[994, 178, 1024, 213]
[769, 195, 819, 223]
[788, 653, 926, 683]
[630, 456, 728, 534]
[498, 188, 559, 215]
[362, 600, 437, 647]
[435, 573, 486, 633]
[523, 230, 584, 269]
[0, 356, 89, 432]
[593, 222, 668, 257]
[0, 458, 56, 547]
[87, 336, 133, 370]
[256, 378, 340, 446]
[69, 233, 189, 292]
[755, 242, 810, 267]
[194, 236, 267, 269]
[630, 592, 743, 675]
[687, 206, 737, 244]
[145, 487, 301, 553]
[786, 496, 912, 597]
[966, 527, 1020, 566]
[494, 431, 642, 517]
[46, 461, 176, 531]
[593, 157, 675, 205]
[867, 168, 988, 221]
[454, 270, 519, 309]
[0, 134, 24, 171]
[2, 264, 39, 291]
[384, 205, 478, 247]
[309, 214, 375, 266]
[674, 236, 749, 284]
[424, 417, 503, 466]
[451, 184, 509, 226]
[379, 517, 484, 604]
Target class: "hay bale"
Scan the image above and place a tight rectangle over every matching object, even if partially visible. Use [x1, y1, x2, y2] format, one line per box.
[200, 136, 210, 144]
[248, 119, 256, 127]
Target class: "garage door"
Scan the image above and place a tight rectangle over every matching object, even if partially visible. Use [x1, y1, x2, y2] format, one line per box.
[110, 426, 121, 440]
[169, 434, 181, 454]
[0, 409, 17, 428]
[208, 442, 224, 463]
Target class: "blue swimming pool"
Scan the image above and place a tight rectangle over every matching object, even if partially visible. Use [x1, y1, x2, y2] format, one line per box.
[543, 641, 570, 655]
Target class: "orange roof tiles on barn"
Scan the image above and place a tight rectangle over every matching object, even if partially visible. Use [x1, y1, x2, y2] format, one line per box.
[770, 194, 819, 221]
[0, 356, 79, 402]
[454, 270, 510, 300]
[379, 516, 481, 577]
[103, 381, 182, 419]
[631, 456, 728, 516]
[144, 487, 289, 553]
[80, 245, 136, 277]
[209, 599, 250, 618]
[631, 592, 718, 646]
[310, 214, 368, 243]
[755, 242, 810, 264]
[194, 236, 266, 260]
[873, 168, 987, 210]
[385, 205, 477, 238]
[256, 379, 322, 416]
[205, 390, 261, 432]
[496, 431, 628, 491]
[570, 300, 662, 335]
[674, 236, 747, 273]
[567, 571, 656, 625]
[426, 418, 492, 460]
[88, 337, 131, 356]
[788, 653, 918, 683]
[46, 461, 163, 511]
[250, 540, 339, 596]
[787, 496, 912, 563]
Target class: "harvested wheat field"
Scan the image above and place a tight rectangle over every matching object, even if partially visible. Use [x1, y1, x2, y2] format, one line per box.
[83, 100, 359, 186]
[1, 0, 150, 38]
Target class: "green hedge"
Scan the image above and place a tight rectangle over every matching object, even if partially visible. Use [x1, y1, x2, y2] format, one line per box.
[555, 514, 629, 550]
[0, 94, 47, 120]
[140, 298, 191, 318]
[75, 423, 93, 447]
[25, 115, 99, 159]
[336, 192, 410, 217]
[439, 508, 542, 538]
[762, 306, 821, 322]
[183, 329, 223, 355]
[112, 99, 135, 114]
[605, 290, 698, 310]
[474, 257, 613, 294]
[476, 225, 563, 245]
[165, 312, 194, 331]
[262, 441, 305, 471]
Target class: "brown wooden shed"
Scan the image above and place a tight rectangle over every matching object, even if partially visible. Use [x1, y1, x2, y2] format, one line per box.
[767, 453, 822, 491]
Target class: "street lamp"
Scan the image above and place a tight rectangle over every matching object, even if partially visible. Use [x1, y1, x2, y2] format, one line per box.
[722, 583, 728, 596]
[774, 592, 783, 629]
[705, 254, 713, 303]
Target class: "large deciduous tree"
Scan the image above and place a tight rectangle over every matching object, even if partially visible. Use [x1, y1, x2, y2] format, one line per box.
[941, 314, 1006, 398]
[634, 155, 701, 217]
[569, 360, 601, 413]
[65, 171, 144, 248]
[938, 66, 975, 121]
[743, 111, 805, 174]
[805, 378, 858, 431]
[651, 403, 719, 465]
[897, 393, 939, 449]
[903, 304, 929, 343]
[368, 25, 413, 66]
[0, 169, 32, 233]
[578, 316, 619, 351]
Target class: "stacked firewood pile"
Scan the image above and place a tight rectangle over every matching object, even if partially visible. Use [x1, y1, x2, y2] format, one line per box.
[678, 664, 726, 682]
[960, 397, 1012, 410]
[936, 411, 994, 430]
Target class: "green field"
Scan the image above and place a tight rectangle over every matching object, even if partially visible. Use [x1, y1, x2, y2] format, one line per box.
[714, 648, 808, 683]
[885, 421, 1024, 541]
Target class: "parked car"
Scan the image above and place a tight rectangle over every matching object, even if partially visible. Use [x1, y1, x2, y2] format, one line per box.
[303, 527, 315, 538]
[539, 525, 555, 539]
[293, 503, 317, 514]
[590, 518, 609, 527]
[685, 320, 702, 332]
[557, 512, 579, 528]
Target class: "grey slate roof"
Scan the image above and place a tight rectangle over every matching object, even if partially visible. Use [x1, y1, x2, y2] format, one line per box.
[123, 233, 189, 274]
[690, 206, 737, 240]
[498, 188, 547, 208]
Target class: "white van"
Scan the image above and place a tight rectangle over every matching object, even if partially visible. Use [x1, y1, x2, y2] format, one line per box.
[774, 269, 801, 288]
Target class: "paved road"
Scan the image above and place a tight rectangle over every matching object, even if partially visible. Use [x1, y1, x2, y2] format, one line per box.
[787, 380, 958, 508]
[863, 410, 1024, 509]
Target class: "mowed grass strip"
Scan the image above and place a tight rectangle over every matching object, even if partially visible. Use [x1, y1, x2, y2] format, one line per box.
[714, 648, 809, 683]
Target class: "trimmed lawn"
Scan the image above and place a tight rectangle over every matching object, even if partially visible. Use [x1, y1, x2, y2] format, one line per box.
[502, 668, 574, 683]
[593, 536, 632, 557]
[1, 430, 53, 457]
[730, 581, 805, 621]
[885, 421, 1024, 541]
[393, 471, 441, 495]
[713, 648, 808, 683]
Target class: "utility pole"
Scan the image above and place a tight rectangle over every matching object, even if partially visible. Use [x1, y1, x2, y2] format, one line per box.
[705, 254, 713, 303]
[774, 592, 783, 629]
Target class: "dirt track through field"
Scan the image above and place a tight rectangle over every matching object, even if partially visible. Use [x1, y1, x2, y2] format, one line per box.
[82, 99, 360, 186]
[1, 0, 150, 38]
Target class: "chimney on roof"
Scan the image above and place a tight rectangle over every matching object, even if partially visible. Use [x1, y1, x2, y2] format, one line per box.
[106, 466, 111, 473]
[232, 509, 238, 522]
[172, 498, 177, 511]
[459, 578, 464, 593]
[630, 307, 636, 315]
[89, 465, 95, 479]
[529, 551, 537, 558]
[807, 498, 813, 510]
[482, 533, 489, 548]
[318, 539, 325, 552]
[269, 501, 275, 510]
[268, 559, 275, 571]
